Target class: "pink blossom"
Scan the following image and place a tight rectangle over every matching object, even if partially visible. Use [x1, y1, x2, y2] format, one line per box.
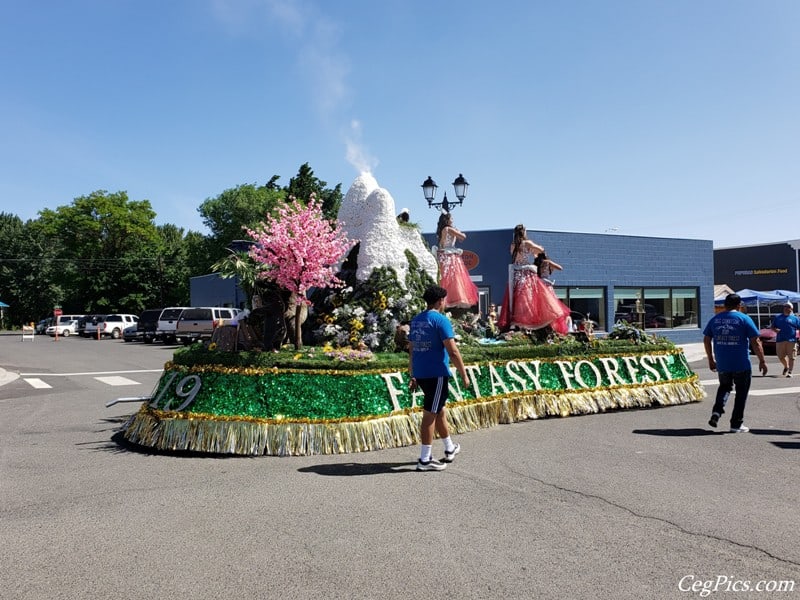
[245, 196, 357, 305]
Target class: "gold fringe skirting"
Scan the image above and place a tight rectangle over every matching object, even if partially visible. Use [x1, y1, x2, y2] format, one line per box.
[121, 378, 705, 456]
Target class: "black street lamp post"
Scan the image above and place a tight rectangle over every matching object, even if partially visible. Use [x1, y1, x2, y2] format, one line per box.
[421, 174, 469, 212]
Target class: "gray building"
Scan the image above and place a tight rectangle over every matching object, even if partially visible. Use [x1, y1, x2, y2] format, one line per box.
[189, 273, 247, 310]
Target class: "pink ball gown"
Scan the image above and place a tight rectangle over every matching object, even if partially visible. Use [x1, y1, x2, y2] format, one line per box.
[497, 250, 570, 333]
[437, 231, 479, 309]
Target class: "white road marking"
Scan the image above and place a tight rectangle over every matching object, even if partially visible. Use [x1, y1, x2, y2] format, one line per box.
[701, 379, 800, 395]
[23, 378, 52, 389]
[94, 376, 140, 386]
[19, 369, 162, 377]
[750, 387, 800, 396]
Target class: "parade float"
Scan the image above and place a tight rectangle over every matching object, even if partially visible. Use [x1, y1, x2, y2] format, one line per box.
[113, 174, 705, 456]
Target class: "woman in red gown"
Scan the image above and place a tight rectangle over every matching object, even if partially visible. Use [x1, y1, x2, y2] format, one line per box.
[497, 224, 570, 334]
[436, 212, 479, 309]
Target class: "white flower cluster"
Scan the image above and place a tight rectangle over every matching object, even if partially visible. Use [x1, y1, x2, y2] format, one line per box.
[311, 286, 418, 352]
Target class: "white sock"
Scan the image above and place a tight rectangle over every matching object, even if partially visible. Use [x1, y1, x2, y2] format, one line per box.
[442, 436, 455, 453]
[420, 444, 432, 462]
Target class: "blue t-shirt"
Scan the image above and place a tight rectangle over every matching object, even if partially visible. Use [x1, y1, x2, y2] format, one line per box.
[409, 309, 455, 378]
[771, 313, 800, 342]
[703, 310, 760, 372]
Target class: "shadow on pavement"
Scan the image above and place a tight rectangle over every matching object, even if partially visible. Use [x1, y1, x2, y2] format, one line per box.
[771, 441, 800, 450]
[88, 430, 247, 459]
[748, 428, 800, 436]
[632, 428, 719, 437]
[298, 462, 418, 476]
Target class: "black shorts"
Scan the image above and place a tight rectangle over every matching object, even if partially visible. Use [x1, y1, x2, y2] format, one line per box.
[416, 376, 449, 414]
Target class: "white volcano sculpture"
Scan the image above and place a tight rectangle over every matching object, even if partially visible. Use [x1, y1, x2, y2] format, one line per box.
[337, 173, 438, 284]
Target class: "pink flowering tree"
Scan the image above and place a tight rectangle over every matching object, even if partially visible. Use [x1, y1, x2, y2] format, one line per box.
[245, 196, 357, 349]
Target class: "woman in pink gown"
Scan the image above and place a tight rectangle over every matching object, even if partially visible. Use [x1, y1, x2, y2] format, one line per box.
[436, 212, 479, 309]
[497, 224, 570, 334]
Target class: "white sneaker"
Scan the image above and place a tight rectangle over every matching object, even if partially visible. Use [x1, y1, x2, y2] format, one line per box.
[729, 425, 750, 433]
[417, 458, 446, 471]
[442, 443, 461, 463]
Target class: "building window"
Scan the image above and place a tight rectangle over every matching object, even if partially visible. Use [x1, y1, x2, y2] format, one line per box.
[614, 287, 699, 329]
[555, 287, 607, 330]
[477, 287, 491, 319]
[671, 288, 699, 327]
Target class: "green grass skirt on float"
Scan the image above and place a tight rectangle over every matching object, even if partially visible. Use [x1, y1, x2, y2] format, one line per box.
[120, 347, 705, 456]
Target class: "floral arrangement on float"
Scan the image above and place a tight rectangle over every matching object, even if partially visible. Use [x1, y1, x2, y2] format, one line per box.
[114, 174, 705, 457]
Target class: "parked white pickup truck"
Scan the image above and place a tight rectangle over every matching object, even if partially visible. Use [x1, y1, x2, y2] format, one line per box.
[84, 314, 139, 339]
[175, 307, 240, 345]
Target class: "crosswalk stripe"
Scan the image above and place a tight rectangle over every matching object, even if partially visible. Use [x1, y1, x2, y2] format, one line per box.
[94, 376, 140, 386]
[24, 378, 52, 389]
[700, 379, 800, 395]
[750, 387, 800, 396]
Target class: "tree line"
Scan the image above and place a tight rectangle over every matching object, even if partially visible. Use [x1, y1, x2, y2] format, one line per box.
[0, 163, 342, 327]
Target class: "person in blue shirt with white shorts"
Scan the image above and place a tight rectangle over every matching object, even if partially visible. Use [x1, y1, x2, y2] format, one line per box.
[703, 293, 767, 433]
[408, 285, 469, 471]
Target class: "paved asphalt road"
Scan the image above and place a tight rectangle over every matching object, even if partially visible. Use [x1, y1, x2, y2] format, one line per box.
[1, 333, 799, 600]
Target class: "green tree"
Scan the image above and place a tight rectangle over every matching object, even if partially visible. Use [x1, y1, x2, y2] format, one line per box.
[183, 230, 220, 280]
[197, 182, 286, 266]
[37, 190, 162, 313]
[286, 163, 342, 221]
[0, 213, 62, 325]
[155, 223, 192, 307]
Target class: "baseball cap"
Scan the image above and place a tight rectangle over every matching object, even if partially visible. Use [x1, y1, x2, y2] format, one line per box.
[784, 301, 793, 308]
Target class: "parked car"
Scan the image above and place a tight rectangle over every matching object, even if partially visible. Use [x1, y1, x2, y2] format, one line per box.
[85, 314, 139, 339]
[123, 324, 142, 342]
[176, 307, 241, 345]
[56, 314, 84, 326]
[614, 303, 666, 328]
[157, 307, 189, 344]
[77, 314, 103, 337]
[35, 318, 53, 335]
[82, 315, 107, 338]
[46, 319, 79, 337]
[136, 309, 163, 344]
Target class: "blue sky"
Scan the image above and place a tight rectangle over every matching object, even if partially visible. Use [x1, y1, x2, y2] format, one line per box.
[1, 0, 797, 249]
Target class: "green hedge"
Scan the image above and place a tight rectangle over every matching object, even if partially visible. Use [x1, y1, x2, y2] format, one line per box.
[170, 337, 677, 372]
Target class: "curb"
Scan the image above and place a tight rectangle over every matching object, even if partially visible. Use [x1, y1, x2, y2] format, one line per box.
[678, 343, 706, 364]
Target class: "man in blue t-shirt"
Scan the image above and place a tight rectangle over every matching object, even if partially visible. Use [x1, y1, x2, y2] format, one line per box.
[703, 293, 767, 433]
[408, 285, 469, 471]
[770, 301, 800, 377]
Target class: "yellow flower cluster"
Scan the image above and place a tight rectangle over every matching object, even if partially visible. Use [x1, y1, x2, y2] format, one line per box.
[373, 291, 388, 311]
[348, 318, 365, 346]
